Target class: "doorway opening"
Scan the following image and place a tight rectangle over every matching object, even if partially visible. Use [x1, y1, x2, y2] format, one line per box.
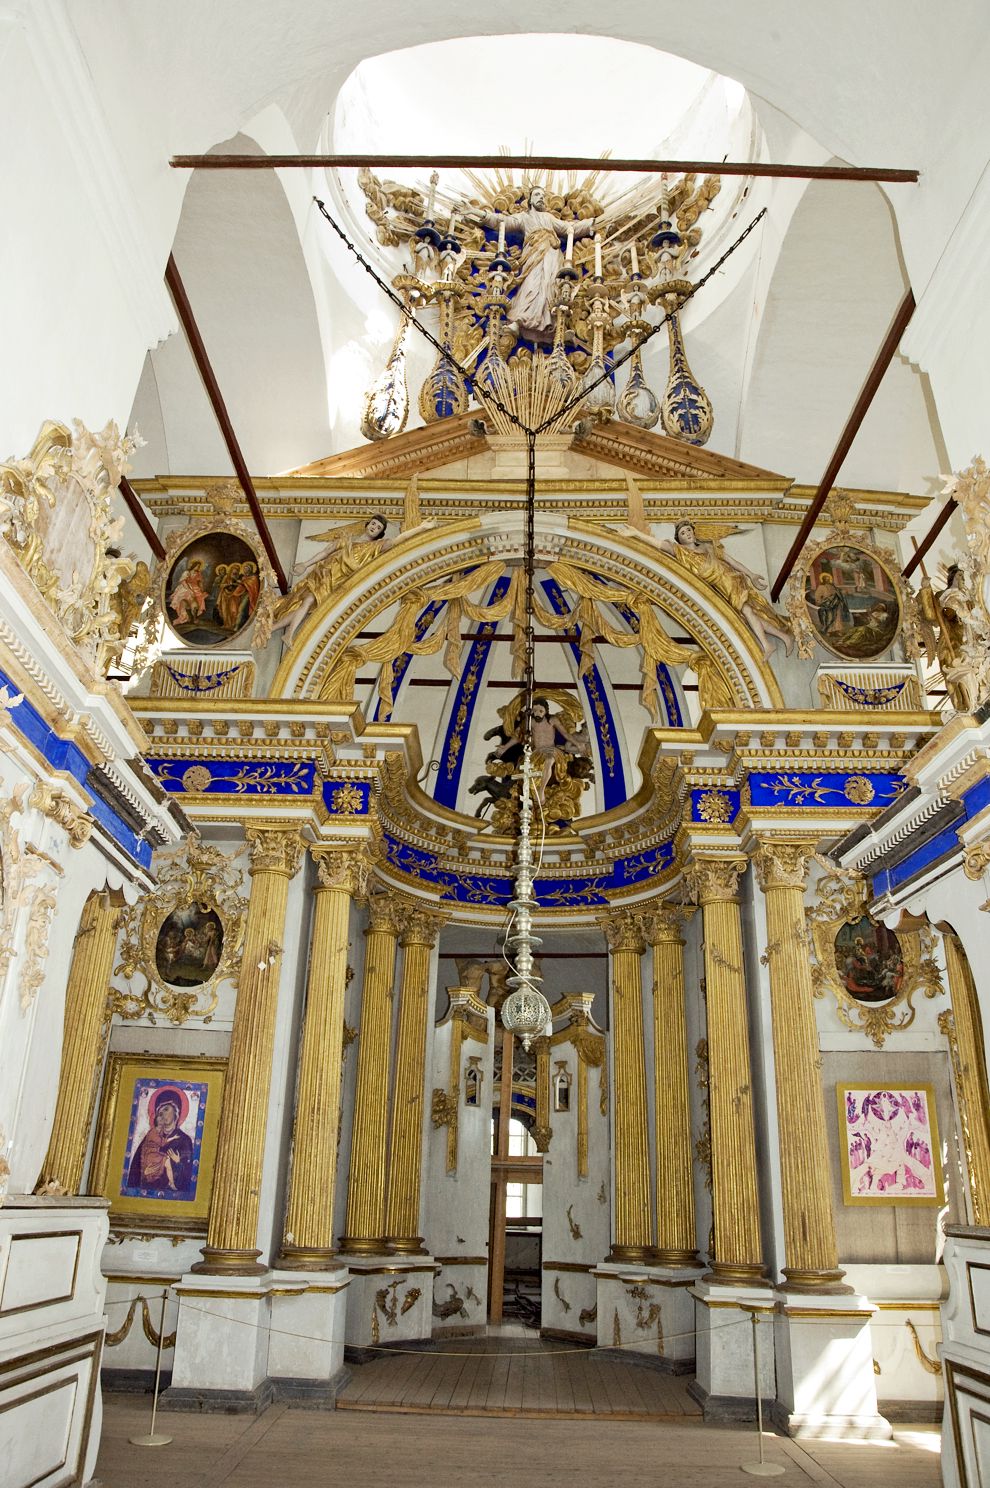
[489, 1027, 543, 1326]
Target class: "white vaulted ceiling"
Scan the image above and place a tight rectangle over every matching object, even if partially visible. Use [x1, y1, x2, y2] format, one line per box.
[4, 3, 988, 486]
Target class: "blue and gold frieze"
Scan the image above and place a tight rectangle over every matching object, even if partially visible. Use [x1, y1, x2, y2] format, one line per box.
[0, 663, 152, 868]
[690, 787, 742, 824]
[322, 779, 372, 815]
[147, 758, 317, 796]
[382, 831, 674, 907]
[748, 771, 906, 810]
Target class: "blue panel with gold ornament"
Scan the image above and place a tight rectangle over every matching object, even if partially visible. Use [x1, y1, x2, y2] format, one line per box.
[0, 662, 152, 867]
[147, 758, 316, 796]
[540, 577, 626, 809]
[382, 831, 673, 907]
[748, 771, 905, 810]
[691, 788, 741, 824]
[323, 780, 372, 816]
[435, 575, 512, 809]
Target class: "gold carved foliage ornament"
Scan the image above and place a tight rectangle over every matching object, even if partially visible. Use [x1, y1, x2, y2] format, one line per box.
[114, 832, 247, 1024]
[807, 872, 943, 1047]
[0, 419, 144, 668]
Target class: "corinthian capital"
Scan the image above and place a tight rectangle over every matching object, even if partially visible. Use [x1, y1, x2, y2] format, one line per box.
[397, 900, 446, 948]
[313, 844, 372, 898]
[686, 856, 748, 905]
[245, 827, 305, 878]
[600, 911, 647, 955]
[639, 903, 687, 945]
[366, 890, 405, 937]
[753, 840, 814, 893]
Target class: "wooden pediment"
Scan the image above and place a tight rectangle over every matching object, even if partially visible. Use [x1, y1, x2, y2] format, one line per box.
[287, 413, 488, 481]
[287, 412, 791, 488]
[568, 420, 790, 487]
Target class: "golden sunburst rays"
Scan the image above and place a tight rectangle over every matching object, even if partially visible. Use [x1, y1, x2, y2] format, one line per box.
[475, 351, 580, 437]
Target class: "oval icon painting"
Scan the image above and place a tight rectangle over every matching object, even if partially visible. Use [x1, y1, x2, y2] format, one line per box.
[832, 914, 904, 1006]
[164, 532, 261, 646]
[803, 544, 901, 660]
[155, 905, 224, 988]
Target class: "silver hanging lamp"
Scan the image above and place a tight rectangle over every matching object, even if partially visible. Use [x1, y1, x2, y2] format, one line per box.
[500, 433, 553, 1051]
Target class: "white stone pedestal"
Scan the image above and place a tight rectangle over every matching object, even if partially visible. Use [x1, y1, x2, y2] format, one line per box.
[772, 1291, 890, 1438]
[0, 1197, 109, 1488]
[267, 1270, 351, 1403]
[938, 1225, 990, 1487]
[164, 1272, 274, 1410]
[343, 1256, 437, 1359]
[690, 1279, 775, 1419]
[594, 1262, 703, 1369]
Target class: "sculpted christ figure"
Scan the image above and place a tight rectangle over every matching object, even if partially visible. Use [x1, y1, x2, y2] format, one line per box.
[465, 185, 598, 340]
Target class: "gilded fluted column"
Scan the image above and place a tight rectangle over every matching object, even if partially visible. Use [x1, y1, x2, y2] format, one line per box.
[195, 827, 303, 1275]
[688, 857, 765, 1284]
[40, 889, 123, 1193]
[602, 911, 652, 1262]
[532, 1035, 553, 1154]
[339, 894, 402, 1255]
[383, 903, 444, 1253]
[754, 841, 846, 1292]
[277, 845, 371, 1269]
[943, 932, 990, 1224]
[643, 905, 697, 1267]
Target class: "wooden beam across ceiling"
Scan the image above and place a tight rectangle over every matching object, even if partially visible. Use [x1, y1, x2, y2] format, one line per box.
[164, 253, 289, 592]
[170, 153, 919, 184]
[770, 287, 917, 602]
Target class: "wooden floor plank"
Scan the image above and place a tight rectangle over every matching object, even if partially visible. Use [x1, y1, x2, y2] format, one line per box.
[338, 1332, 702, 1420]
[483, 1350, 512, 1411]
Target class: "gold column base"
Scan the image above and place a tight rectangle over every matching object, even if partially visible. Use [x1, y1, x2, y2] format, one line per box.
[275, 1245, 342, 1272]
[337, 1236, 388, 1257]
[780, 1266, 852, 1295]
[192, 1246, 266, 1277]
[705, 1261, 769, 1286]
[385, 1236, 428, 1255]
[608, 1244, 653, 1264]
[651, 1247, 700, 1268]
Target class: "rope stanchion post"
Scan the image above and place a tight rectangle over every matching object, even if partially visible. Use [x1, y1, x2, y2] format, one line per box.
[129, 1289, 173, 1448]
[740, 1306, 784, 1478]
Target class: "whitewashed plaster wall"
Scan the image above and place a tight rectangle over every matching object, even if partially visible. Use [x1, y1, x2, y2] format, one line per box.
[539, 1028, 610, 1339]
[0, 739, 143, 1196]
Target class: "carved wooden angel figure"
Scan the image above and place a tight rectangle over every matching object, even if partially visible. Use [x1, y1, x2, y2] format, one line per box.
[917, 562, 990, 714]
[657, 519, 794, 658]
[270, 514, 393, 646]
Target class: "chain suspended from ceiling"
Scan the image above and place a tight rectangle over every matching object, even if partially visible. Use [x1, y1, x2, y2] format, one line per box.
[313, 185, 764, 1046]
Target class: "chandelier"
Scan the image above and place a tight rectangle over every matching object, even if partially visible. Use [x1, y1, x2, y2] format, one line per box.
[498, 434, 553, 1051]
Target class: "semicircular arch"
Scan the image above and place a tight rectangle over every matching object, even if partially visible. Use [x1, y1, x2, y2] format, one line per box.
[271, 513, 784, 711]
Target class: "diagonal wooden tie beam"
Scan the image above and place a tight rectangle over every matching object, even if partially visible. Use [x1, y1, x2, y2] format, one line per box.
[770, 287, 916, 602]
[164, 253, 289, 592]
[169, 153, 919, 184]
[118, 473, 166, 560]
[901, 495, 958, 579]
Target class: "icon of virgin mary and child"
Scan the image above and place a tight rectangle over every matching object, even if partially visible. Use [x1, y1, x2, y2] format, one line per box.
[123, 1085, 198, 1200]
